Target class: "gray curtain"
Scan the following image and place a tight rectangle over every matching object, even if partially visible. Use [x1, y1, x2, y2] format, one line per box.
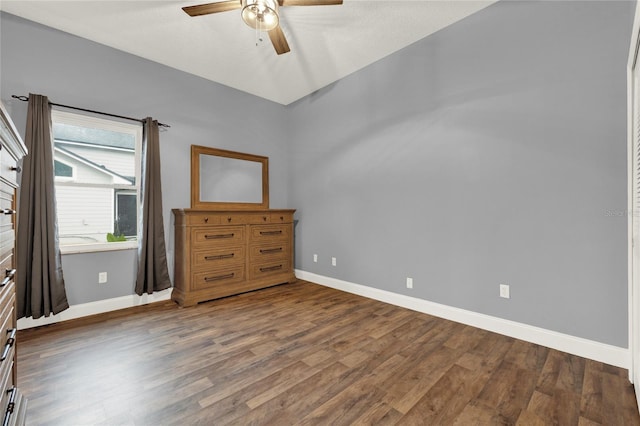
[16, 94, 69, 319]
[135, 118, 171, 295]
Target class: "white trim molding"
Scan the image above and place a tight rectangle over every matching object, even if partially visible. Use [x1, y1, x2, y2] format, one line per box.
[17, 289, 172, 330]
[296, 270, 629, 369]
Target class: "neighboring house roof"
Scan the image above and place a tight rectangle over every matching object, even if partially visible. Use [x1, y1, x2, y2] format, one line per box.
[53, 122, 135, 150]
[55, 145, 135, 184]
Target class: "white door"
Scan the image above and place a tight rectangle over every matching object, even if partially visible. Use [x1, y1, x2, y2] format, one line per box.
[632, 66, 640, 405]
[630, 4, 640, 410]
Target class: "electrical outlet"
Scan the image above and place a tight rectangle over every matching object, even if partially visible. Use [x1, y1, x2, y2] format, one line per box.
[313, 254, 318, 263]
[98, 272, 108, 284]
[331, 257, 337, 266]
[499, 284, 510, 299]
[406, 277, 413, 289]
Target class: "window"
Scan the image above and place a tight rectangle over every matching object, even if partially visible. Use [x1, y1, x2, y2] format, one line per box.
[51, 110, 142, 253]
[54, 159, 74, 179]
[114, 190, 137, 237]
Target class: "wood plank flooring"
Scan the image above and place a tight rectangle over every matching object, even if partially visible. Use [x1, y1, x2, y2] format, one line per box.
[16, 280, 640, 425]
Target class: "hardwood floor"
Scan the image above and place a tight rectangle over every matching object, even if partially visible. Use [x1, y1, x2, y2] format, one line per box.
[17, 280, 640, 425]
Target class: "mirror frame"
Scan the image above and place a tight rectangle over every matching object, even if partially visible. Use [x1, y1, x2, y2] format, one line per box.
[191, 145, 269, 210]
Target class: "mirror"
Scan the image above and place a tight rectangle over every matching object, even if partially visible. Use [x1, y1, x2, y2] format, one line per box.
[191, 145, 269, 210]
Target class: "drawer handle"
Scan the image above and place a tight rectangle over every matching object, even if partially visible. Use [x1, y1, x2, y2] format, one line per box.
[205, 233, 234, 240]
[260, 247, 283, 254]
[260, 230, 282, 236]
[0, 270, 15, 287]
[263, 216, 268, 221]
[260, 264, 283, 273]
[1, 329, 16, 362]
[10, 166, 21, 173]
[204, 253, 234, 261]
[204, 217, 209, 223]
[204, 273, 235, 282]
[2, 387, 17, 426]
[227, 217, 232, 223]
[2, 209, 16, 216]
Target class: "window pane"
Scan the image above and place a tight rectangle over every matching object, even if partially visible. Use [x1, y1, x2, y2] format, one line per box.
[115, 193, 137, 237]
[55, 185, 114, 244]
[54, 160, 73, 177]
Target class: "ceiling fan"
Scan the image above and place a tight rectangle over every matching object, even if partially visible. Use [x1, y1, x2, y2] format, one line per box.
[182, 0, 343, 55]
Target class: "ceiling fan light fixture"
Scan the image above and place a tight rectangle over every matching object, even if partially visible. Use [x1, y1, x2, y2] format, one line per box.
[241, 0, 279, 31]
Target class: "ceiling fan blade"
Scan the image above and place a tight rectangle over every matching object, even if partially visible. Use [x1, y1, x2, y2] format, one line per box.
[280, 0, 342, 5]
[268, 26, 291, 55]
[182, 1, 242, 16]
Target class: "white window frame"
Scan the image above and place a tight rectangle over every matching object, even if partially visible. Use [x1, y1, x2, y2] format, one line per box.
[51, 109, 142, 254]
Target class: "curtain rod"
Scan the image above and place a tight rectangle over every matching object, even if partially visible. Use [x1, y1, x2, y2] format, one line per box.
[11, 95, 170, 128]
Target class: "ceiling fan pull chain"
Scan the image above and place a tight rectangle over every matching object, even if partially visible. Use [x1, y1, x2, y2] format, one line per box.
[255, 15, 263, 45]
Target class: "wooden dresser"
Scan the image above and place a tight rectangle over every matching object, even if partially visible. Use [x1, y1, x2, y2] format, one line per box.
[172, 209, 296, 306]
[0, 103, 27, 425]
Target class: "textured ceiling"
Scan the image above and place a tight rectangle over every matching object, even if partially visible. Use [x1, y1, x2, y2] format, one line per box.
[1, 0, 497, 105]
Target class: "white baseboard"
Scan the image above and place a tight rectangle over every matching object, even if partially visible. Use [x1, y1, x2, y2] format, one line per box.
[295, 270, 630, 369]
[17, 289, 172, 330]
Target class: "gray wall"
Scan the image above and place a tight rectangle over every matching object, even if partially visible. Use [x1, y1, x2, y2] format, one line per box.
[0, 12, 289, 305]
[286, 0, 635, 348]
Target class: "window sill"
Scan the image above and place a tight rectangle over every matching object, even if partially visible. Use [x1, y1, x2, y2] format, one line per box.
[60, 241, 137, 255]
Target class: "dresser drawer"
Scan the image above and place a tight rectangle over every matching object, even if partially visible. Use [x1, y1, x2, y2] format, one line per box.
[186, 214, 221, 226]
[250, 224, 290, 242]
[0, 188, 15, 231]
[219, 214, 247, 225]
[0, 149, 18, 188]
[0, 254, 11, 279]
[0, 186, 13, 209]
[249, 243, 290, 262]
[0, 304, 15, 397]
[0, 231, 13, 265]
[192, 226, 244, 248]
[270, 213, 292, 224]
[192, 246, 244, 271]
[0, 363, 13, 420]
[192, 265, 245, 291]
[1, 386, 25, 426]
[0, 280, 15, 322]
[246, 213, 272, 224]
[0, 221, 13, 242]
[249, 260, 291, 280]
